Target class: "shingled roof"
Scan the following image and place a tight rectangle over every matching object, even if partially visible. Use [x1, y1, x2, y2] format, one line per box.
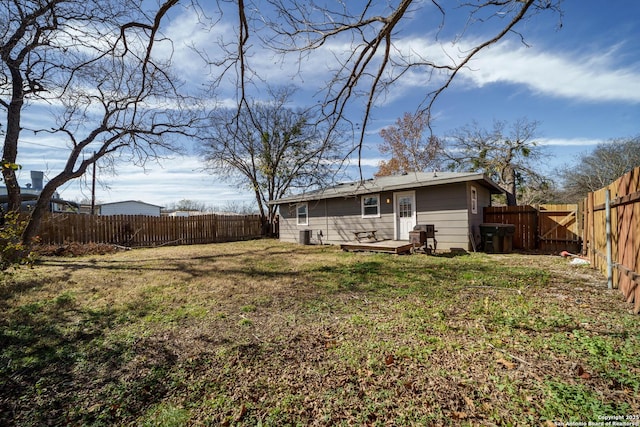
[269, 171, 504, 205]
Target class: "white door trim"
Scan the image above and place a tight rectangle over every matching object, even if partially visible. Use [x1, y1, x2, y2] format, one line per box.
[393, 190, 416, 240]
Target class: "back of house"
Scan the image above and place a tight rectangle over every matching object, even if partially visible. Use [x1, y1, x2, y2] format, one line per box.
[270, 172, 503, 252]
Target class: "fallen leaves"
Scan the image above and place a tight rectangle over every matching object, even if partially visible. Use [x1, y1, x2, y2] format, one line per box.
[451, 410, 468, 420]
[463, 395, 476, 410]
[384, 354, 395, 366]
[324, 339, 337, 349]
[235, 404, 247, 422]
[496, 357, 516, 370]
[576, 364, 592, 380]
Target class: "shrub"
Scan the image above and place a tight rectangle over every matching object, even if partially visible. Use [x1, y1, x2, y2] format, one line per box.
[0, 211, 36, 271]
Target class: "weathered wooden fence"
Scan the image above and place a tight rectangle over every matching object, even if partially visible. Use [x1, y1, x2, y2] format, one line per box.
[583, 166, 640, 314]
[484, 204, 581, 253]
[34, 213, 264, 247]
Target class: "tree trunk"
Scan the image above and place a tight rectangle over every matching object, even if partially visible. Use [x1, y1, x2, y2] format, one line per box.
[2, 68, 25, 211]
[503, 167, 518, 206]
[253, 188, 265, 219]
[20, 152, 98, 245]
[266, 204, 279, 237]
[20, 184, 60, 245]
[20, 172, 75, 245]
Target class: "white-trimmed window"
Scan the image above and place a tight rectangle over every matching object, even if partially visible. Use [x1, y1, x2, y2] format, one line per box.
[361, 194, 380, 218]
[470, 186, 478, 214]
[296, 203, 308, 225]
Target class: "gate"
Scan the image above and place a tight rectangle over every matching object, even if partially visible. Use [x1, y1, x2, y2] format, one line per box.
[537, 204, 581, 253]
[484, 204, 581, 253]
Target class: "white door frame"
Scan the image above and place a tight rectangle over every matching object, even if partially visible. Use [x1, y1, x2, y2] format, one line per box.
[393, 191, 416, 240]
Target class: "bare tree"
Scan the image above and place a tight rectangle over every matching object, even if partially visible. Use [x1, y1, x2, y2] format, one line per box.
[167, 199, 211, 213]
[444, 118, 546, 206]
[375, 112, 442, 177]
[1, 0, 200, 245]
[239, 0, 562, 173]
[201, 87, 345, 226]
[219, 200, 259, 215]
[557, 136, 640, 201]
[517, 176, 557, 205]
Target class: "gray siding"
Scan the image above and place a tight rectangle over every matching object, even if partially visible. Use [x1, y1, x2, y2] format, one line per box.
[467, 183, 492, 250]
[414, 183, 469, 251]
[277, 181, 495, 251]
[279, 194, 395, 244]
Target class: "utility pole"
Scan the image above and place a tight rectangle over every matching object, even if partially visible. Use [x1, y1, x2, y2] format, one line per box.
[91, 152, 96, 215]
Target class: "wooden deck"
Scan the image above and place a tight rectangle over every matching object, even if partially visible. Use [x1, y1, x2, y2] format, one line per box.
[340, 239, 416, 254]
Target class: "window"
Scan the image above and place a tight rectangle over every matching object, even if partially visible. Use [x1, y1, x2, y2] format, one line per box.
[362, 194, 380, 218]
[470, 186, 478, 214]
[297, 203, 308, 225]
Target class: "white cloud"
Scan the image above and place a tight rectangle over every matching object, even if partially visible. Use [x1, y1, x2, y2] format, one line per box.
[53, 154, 253, 206]
[152, 2, 640, 111]
[536, 137, 606, 147]
[13, 134, 254, 207]
[345, 157, 385, 168]
[160, 8, 235, 84]
[452, 40, 640, 103]
[342, 32, 640, 107]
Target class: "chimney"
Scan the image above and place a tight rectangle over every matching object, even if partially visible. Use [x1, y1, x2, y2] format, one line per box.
[31, 171, 44, 191]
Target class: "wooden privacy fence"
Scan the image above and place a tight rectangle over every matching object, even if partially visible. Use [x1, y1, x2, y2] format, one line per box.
[484, 204, 581, 253]
[34, 213, 264, 247]
[583, 166, 640, 314]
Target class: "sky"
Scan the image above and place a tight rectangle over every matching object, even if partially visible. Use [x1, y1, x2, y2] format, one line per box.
[8, 0, 640, 209]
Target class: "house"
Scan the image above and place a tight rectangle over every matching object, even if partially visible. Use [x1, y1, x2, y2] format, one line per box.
[269, 171, 504, 252]
[0, 170, 79, 213]
[98, 200, 163, 217]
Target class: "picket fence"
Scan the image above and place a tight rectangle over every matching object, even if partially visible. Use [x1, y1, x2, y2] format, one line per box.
[34, 213, 264, 248]
[583, 166, 640, 314]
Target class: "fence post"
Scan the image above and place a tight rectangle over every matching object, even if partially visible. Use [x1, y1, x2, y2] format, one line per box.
[587, 192, 595, 263]
[605, 189, 613, 290]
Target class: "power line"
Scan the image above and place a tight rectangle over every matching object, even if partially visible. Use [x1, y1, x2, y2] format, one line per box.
[18, 139, 68, 150]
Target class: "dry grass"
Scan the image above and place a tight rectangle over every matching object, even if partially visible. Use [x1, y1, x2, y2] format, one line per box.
[1, 240, 638, 426]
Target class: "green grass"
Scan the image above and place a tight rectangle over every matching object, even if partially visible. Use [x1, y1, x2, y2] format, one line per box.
[1, 240, 637, 426]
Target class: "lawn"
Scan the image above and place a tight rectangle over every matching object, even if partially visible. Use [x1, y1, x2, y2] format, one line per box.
[1, 240, 638, 426]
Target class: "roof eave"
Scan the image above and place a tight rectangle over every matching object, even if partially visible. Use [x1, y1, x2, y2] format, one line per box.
[268, 173, 504, 205]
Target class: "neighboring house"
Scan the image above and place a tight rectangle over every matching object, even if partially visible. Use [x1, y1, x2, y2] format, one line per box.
[99, 200, 163, 217]
[269, 172, 504, 252]
[0, 170, 79, 213]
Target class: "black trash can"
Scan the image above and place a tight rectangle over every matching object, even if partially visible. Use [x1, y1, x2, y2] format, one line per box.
[480, 223, 515, 253]
[502, 224, 515, 252]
